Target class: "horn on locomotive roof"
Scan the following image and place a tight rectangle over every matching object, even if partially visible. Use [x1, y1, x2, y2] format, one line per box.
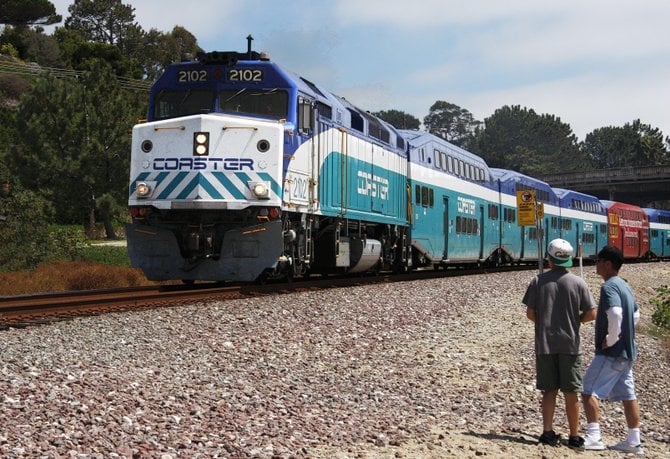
[247, 34, 254, 59]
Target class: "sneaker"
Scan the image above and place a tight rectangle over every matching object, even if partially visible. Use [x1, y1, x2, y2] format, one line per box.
[610, 440, 644, 455]
[567, 435, 585, 450]
[538, 430, 561, 446]
[584, 433, 605, 450]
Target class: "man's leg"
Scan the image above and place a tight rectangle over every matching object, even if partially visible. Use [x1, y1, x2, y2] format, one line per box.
[564, 391, 580, 437]
[542, 389, 559, 432]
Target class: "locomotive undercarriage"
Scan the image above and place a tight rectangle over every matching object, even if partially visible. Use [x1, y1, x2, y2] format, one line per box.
[127, 206, 284, 282]
[266, 213, 410, 281]
[127, 206, 411, 283]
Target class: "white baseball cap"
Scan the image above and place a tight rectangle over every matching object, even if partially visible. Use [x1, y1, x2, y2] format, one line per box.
[547, 238, 573, 267]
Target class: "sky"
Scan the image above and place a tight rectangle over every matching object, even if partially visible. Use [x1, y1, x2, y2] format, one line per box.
[47, 0, 670, 141]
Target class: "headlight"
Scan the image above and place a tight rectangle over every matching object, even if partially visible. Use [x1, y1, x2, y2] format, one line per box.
[193, 132, 210, 156]
[250, 182, 269, 199]
[136, 182, 151, 198]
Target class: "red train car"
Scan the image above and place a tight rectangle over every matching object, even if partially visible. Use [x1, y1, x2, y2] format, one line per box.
[601, 200, 650, 258]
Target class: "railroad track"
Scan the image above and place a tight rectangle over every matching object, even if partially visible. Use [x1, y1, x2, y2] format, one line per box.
[0, 264, 536, 330]
[0, 284, 246, 329]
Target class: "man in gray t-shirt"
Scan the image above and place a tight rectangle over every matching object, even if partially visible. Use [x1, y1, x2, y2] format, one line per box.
[523, 238, 597, 449]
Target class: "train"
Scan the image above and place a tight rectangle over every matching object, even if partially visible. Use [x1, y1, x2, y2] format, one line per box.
[126, 45, 670, 283]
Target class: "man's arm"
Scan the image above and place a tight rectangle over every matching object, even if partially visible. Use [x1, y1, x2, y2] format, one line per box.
[580, 308, 597, 323]
[526, 306, 536, 323]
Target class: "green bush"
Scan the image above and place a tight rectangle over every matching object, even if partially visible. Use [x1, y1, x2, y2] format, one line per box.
[0, 189, 54, 271]
[651, 286, 670, 332]
[79, 245, 130, 267]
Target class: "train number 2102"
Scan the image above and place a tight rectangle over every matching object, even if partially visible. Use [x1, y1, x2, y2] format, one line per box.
[228, 69, 263, 82]
[177, 70, 207, 82]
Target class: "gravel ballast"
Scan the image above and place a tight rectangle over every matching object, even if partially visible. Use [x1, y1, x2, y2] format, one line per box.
[1, 263, 669, 458]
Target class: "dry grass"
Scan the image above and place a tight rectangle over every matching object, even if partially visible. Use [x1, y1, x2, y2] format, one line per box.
[0, 260, 160, 296]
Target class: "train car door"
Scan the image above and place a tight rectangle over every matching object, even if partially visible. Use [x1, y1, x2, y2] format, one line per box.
[443, 197, 449, 260]
[479, 204, 485, 260]
[371, 145, 388, 215]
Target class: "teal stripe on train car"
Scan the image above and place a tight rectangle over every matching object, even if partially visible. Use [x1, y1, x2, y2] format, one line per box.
[211, 172, 245, 199]
[157, 171, 189, 199]
[319, 151, 406, 224]
[258, 172, 282, 197]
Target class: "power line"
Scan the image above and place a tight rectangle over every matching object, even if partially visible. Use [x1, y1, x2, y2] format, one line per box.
[0, 57, 153, 92]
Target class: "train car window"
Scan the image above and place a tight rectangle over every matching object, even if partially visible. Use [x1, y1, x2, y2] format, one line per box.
[447, 156, 454, 174]
[488, 204, 499, 220]
[652, 229, 659, 237]
[316, 101, 332, 120]
[440, 151, 448, 171]
[421, 186, 429, 207]
[153, 90, 215, 120]
[347, 109, 364, 132]
[429, 189, 434, 207]
[415, 185, 421, 205]
[363, 112, 389, 143]
[396, 136, 405, 150]
[434, 149, 443, 170]
[219, 89, 288, 120]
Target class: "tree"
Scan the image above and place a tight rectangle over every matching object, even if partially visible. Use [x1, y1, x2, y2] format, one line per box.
[0, 0, 61, 26]
[582, 120, 670, 169]
[470, 105, 583, 175]
[1, 26, 63, 65]
[13, 61, 144, 235]
[372, 109, 420, 130]
[423, 101, 482, 147]
[65, 0, 142, 53]
[138, 26, 201, 80]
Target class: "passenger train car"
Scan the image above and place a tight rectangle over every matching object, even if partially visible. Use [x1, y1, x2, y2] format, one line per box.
[127, 45, 664, 283]
[489, 169, 560, 263]
[600, 200, 650, 259]
[644, 208, 670, 259]
[553, 188, 608, 258]
[402, 130, 499, 268]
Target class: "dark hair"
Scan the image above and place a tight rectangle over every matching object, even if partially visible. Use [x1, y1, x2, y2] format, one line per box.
[597, 245, 624, 270]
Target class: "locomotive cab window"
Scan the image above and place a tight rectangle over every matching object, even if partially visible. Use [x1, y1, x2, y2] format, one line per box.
[219, 88, 288, 120]
[153, 90, 215, 120]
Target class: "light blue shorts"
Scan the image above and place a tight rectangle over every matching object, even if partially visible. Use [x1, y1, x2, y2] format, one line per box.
[583, 354, 636, 401]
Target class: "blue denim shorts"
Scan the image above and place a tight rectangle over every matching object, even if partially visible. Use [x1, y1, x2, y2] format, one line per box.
[583, 354, 636, 401]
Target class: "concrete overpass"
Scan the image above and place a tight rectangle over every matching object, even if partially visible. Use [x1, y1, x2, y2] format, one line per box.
[540, 164, 670, 209]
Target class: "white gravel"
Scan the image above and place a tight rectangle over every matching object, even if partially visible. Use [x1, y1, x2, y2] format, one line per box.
[1, 263, 669, 458]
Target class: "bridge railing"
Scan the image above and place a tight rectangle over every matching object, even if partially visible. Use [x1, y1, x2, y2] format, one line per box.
[541, 164, 670, 187]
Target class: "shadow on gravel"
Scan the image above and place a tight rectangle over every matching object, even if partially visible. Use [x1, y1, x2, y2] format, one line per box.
[464, 430, 538, 446]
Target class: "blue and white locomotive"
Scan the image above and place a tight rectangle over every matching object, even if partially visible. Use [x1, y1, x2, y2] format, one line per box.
[127, 48, 410, 282]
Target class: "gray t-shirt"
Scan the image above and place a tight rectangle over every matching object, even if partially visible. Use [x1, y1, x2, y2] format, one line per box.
[523, 269, 596, 355]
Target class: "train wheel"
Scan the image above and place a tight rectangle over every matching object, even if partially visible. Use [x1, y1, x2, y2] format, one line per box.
[255, 271, 269, 285]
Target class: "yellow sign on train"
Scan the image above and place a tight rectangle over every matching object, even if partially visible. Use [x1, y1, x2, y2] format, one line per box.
[517, 190, 537, 226]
